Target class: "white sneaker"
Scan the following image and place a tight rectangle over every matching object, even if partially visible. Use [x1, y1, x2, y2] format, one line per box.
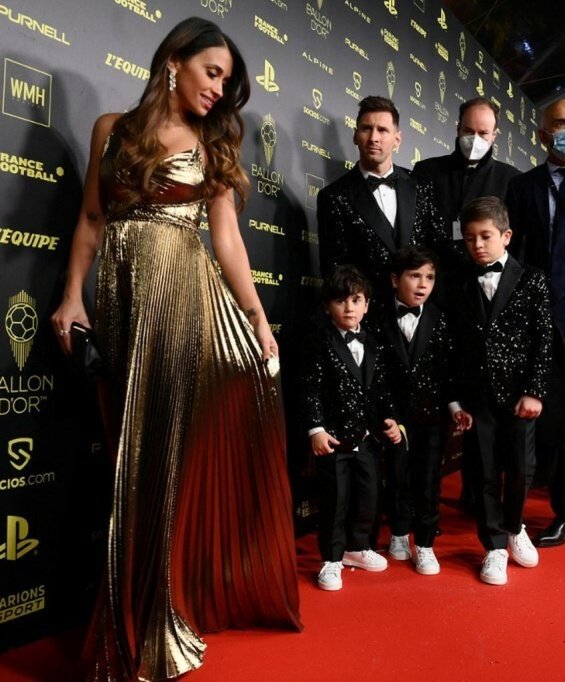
[508, 525, 539, 567]
[317, 561, 343, 591]
[413, 546, 440, 575]
[342, 549, 388, 572]
[389, 534, 411, 560]
[480, 549, 508, 585]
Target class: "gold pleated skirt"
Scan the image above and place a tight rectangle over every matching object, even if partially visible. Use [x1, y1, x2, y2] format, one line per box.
[85, 204, 301, 681]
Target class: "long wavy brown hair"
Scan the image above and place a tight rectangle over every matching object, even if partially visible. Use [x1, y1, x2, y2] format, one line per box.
[112, 17, 250, 209]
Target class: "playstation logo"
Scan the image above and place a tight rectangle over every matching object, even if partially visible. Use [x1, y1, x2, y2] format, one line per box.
[0, 516, 39, 561]
[437, 8, 447, 29]
[256, 60, 279, 94]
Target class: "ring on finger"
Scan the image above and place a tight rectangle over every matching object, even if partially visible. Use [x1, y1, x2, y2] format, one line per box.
[58, 329, 70, 336]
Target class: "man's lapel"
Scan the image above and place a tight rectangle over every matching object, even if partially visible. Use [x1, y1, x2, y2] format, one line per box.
[394, 170, 417, 247]
[346, 164, 396, 253]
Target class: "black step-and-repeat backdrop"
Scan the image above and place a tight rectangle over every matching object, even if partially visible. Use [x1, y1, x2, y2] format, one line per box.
[0, 0, 546, 649]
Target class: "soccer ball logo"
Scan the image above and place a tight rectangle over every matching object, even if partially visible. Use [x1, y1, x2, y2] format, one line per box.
[5, 291, 38, 371]
[261, 114, 277, 166]
[6, 303, 38, 343]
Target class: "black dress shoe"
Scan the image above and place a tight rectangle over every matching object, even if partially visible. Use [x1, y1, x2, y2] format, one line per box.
[534, 518, 565, 547]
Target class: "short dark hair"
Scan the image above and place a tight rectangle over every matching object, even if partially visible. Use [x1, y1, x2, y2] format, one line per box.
[458, 97, 499, 130]
[321, 265, 372, 303]
[460, 196, 510, 234]
[356, 95, 399, 128]
[390, 245, 438, 276]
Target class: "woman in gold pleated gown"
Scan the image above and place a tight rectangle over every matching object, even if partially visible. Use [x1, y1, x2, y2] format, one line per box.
[51, 17, 302, 681]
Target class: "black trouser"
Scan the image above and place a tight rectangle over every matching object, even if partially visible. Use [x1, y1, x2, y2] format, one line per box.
[387, 424, 445, 547]
[315, 439, 379, 562]
[465, 404, 536, 550]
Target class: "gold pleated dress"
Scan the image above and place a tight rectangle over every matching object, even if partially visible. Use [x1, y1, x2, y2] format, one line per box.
[84, 141, 302, 682]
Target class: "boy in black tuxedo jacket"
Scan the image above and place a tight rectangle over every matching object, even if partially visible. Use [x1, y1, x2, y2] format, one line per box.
[299, 266, 403, 591]
[377, 246, 472, 576]
[451, 196, 553, 586]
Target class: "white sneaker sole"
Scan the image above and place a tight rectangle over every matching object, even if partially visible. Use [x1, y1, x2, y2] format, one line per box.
[480, 572, 507, 585]
[318, 580, 342, 591]
[415, 563, 440, 575]
[342, 557, 388, 572]
[509, 552, 539, 568]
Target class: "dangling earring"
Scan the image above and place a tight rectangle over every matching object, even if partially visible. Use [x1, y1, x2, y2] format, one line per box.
[168, 69, 176, 92]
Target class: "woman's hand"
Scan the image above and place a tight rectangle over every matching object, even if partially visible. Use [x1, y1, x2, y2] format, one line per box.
[250, 314, 278, 361]
[50, 299, 90, 355]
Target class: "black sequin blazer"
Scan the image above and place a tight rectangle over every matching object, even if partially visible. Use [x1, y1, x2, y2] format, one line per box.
[316, 163, 449, 298]
[449, 254, 553, 409]
[375, 301, 456, 427]
[299, 323, 397, 450]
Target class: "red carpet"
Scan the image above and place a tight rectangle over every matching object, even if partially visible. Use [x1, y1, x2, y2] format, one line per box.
[2, 473, 565, 681]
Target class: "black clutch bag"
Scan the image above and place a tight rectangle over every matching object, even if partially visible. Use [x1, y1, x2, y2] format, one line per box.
[70, 322, 104, 381]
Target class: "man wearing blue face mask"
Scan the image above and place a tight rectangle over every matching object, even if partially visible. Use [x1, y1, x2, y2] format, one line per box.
[413, 98, 521, 263]
[506, 98, 565, 549]
[413, 98, 521, 513]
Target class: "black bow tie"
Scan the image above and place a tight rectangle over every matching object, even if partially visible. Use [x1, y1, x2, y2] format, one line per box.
[476, 261, 503, 276]
[344, 330, 366, 344]
[366, 173, 397, 191]
[397, 305, 421, 318]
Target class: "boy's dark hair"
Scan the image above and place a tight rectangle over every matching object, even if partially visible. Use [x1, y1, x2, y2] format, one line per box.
[390, 245, 438, 276]
[460, 196, 510, 234]
[458, 97, 500, 129]
[321, 265, 372, 303]
[356, 95, 399, 127]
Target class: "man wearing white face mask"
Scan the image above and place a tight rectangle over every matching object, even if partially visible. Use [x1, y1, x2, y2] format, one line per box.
[506, 99, 565, 549]
[413, 98, 521, 260]
[413, 97, 521, 514]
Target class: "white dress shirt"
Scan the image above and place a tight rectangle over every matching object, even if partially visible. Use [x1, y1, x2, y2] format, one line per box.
[395, 299, 422, 343]
[360, 165, 397, 227]
[477, 251, 508, 301]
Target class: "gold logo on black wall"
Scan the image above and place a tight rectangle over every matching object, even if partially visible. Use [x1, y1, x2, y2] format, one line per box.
[492, 64, 500, 89]
[0, 516, 39, 561]
[8, 438, 33, 471]
[413, 0, 425, 12]
[384, 0, 398, 16]
[411, 147, 421, 166]
[508, 132, 513, 156]
[520, 97, 526, 121]
[438, 71, 446, 104]
[507, 82, 514, 98]
[353, 71, 362, 90]
[260, 113, 277, 165]
[2, 59, 52, 127]
[459, 32, 466, 61]
[256, 60, 279, 93]
[437, 8, 447, 29]
[5, 291, 38, 371]
[386, 61, 396, 98]
[476, 77, 485, 96]
[312, 88, 323, 109]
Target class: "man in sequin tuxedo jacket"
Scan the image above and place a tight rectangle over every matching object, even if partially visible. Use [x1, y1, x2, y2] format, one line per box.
[298, 266, 402, 591]
[449, 197, 552, 586]
[317, 96, 451, 317]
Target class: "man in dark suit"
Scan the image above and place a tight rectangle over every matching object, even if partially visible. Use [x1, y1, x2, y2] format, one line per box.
[451, 197, 553, 585]
[316, 95, 449, 319]
[412, 97, 521, 510]
[298, 266, 402, 591]
[506, 97, 565, 547]
[412, 97, 520, 261]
